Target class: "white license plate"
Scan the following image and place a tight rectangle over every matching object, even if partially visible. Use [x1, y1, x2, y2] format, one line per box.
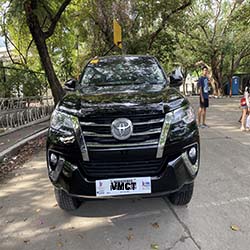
[95, 177, 151, 197]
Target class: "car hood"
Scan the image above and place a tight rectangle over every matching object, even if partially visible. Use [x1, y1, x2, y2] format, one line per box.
[58, 84, 188, 117]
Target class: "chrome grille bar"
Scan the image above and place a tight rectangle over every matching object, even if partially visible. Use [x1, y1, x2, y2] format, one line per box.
[83, 131, 112, 137]
[87, 139, 158, 148]
[83, 128, 161, 137]
[133, 118, 164, 125]
[80, 121, 110, 127]
[80, 118, 164, 127]
[133, 128, 161, 136]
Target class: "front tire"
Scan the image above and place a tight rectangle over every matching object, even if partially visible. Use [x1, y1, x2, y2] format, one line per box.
[168, 182, 194, 205]
[54, 188, 81, 211]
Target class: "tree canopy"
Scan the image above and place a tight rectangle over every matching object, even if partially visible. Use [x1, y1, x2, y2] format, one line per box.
[0, 0, 250, 100]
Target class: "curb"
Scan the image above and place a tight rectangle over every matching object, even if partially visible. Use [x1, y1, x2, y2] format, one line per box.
[0, 128, 48, 163]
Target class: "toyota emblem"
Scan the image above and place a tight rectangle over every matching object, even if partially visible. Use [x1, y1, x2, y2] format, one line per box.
[111, 118, 133, 140]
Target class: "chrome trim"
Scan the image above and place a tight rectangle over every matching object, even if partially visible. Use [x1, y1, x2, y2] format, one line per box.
[111, 118, 133, 140]
[83, 131, 112, 137]
[182, 142, 199, 176]
[133, 128, 161, 136]
[168, 156, 182, 167]
[87, 139, 158, 148]
[74, 121, 89, 161]
[182, 151, 199, 176]
[59, 135, 75, 144]
[133, 118, 164, 125]
[87, 145, 158, 151]
[80, 118, 164, 127]
[83, 128, 161, 137]
[156, 112, 173, 158]
[80, 121, 110, 127]
[183, 142, 199, 150]
[50, 156, 65, 182]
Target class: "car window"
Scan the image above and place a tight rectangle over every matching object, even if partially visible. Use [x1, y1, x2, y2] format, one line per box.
[80, 57, 166, 86]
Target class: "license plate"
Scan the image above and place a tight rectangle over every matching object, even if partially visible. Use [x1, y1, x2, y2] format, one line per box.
[95, 177, 151, 197]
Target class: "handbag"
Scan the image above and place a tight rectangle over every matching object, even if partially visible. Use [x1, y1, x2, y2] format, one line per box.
[241, 97, 246, 106]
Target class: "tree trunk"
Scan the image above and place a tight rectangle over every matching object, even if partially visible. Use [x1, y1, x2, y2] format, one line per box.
[229, 77, 232, 97]
[229, 54, 235, 98]
[33, 33, 64, 104]
[24, 1, 65, 104]
[211, 78, 218, 96]
[210, 57, 222, 96]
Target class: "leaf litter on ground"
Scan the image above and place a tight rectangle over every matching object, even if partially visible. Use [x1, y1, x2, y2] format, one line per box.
[151, 243, 159, 249]
[151, 222, 160, 229]
[231, 225, 240, 231]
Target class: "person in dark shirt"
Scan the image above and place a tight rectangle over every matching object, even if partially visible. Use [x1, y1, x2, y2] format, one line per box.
[197, 66, 210, 128]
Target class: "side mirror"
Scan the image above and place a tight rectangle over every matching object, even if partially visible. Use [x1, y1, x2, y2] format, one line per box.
[64, 79, 77, 91]
[169, 68, 183, 87]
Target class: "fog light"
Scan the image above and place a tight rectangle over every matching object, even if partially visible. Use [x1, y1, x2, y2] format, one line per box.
[182, 144, 199, 176]
[50, 153, 58, 166]
[189, 147, 196, 159]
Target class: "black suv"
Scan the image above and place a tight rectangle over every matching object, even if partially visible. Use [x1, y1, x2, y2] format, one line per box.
[47, 55, 200, 211]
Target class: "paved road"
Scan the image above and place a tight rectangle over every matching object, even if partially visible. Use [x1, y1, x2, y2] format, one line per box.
[0, 96, 250, 250]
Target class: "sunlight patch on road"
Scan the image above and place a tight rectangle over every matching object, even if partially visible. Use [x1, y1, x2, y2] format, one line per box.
[194, 196, 250, 209]
[241, 142, 250, 146]
[109, 210, 162, 221]
[69, 216, 114, 230]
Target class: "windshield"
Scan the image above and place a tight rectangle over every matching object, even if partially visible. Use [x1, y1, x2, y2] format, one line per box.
[80, 56, 166, 86]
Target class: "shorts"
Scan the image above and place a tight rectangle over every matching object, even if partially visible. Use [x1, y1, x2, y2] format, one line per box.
[241, 105, 248, 109]
[200, 98, 209, 108]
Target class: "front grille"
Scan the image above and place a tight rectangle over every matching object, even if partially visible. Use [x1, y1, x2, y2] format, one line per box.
[79, 113, 164, 150]
[83, 158, 166, 179]
[79, 113, 165, 179]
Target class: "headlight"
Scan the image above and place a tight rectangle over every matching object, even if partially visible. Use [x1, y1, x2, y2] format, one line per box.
[50, 110, 79, 131]
[156, 105, 195, 159]
[171, 106, 195, 125]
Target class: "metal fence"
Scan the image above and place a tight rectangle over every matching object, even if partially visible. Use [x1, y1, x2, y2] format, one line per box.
[0, 96, 54, 130]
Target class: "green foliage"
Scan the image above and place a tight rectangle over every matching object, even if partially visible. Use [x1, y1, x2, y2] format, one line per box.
[174, 0, 250, 92]
[1, 0, 250, 97]
[1, 0, 192, 79]
[0, 66, 47, 98]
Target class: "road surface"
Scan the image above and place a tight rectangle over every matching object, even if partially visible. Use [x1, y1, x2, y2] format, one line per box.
[0, 96, 250, 250]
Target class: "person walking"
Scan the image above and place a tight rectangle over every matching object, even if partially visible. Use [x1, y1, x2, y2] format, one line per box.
[197, 66, 210, 128]
[240, 85, 250, 131]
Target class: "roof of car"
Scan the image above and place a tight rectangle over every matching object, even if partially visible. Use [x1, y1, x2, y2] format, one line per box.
[91, 55, 156, 61]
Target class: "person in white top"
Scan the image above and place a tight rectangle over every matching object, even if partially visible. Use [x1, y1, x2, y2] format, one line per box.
[241, 86, 250, 131]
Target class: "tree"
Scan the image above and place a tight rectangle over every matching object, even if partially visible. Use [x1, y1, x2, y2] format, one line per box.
[1, 0, 193, 100]
[3, 0, 250, 100]
[23, 0, 72, 103]
[175, 0, 250, 95]
[0, 0, 73, 103]
[81, 0, 192, 56]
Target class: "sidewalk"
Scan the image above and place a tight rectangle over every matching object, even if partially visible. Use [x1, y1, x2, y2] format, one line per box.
[189, 96, 250, 146]
[0, 119, 49, 160]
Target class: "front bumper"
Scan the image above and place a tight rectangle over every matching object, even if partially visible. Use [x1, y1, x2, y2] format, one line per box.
[47, 142, 199, 198]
